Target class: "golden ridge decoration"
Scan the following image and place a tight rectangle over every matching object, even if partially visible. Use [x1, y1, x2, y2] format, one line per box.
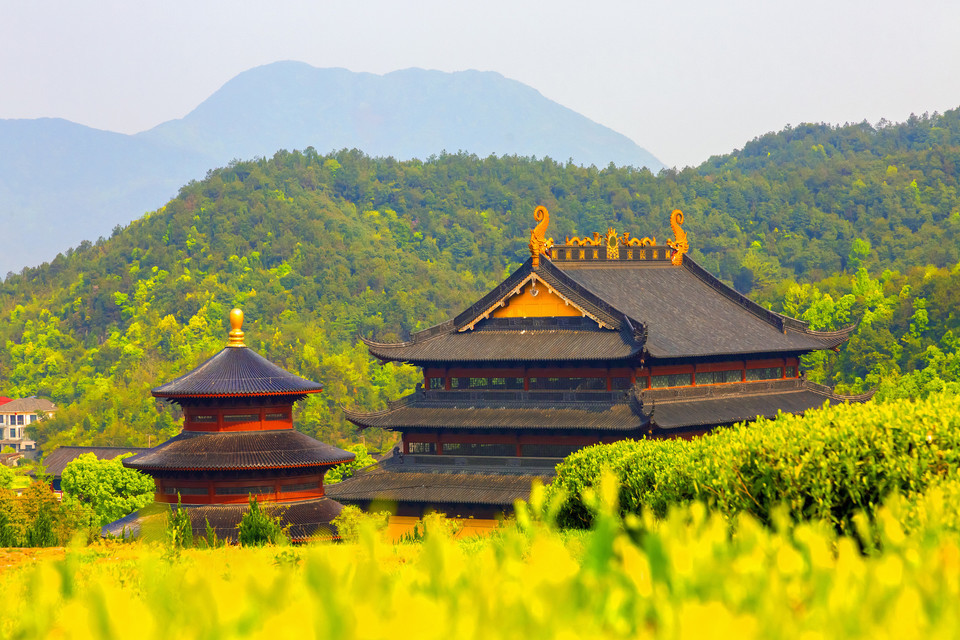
[565, 232, 601, 246]
[666, 209, 689, 266]
[620, 231, 656, 246]
[228, 308, 246, 347]
[529, 205, 554, 267]
[605, 228, 619, 260]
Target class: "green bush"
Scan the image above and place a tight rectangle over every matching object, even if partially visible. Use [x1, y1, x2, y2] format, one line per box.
[324, 443, 375, 484]
[237, 496, 288, 546]
[0, 482, 97, 546]
[61, 452, 155, 526]
[550, 391, 960, 533]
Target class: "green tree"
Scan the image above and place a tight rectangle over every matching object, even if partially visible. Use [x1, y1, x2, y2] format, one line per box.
[324, 443, 375, 484]
[0, 464, 14, 490]
[60, 453, 154, 526]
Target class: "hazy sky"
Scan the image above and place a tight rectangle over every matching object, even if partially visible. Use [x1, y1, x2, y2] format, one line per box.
[3, 0, 960, 168]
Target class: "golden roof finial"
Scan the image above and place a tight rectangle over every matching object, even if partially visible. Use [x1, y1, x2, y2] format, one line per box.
[667, 209, 689, 266]
[529, 205, 554, 268]
[228, 309, 246, 347]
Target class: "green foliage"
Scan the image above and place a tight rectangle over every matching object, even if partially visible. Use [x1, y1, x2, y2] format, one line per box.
[549, 391, 960, 533]
[237, 495, 288, 546]
[166, 495, 194, 550]
[330, 505, 390, 543]
[0, 464, 14, 490]
[324, 443, 375, 484]
[2, 113, 960, 450]
[199, 518, 223, 549]
[759, 263, 960, 395]
[0, 482, 97, 547]
[60, 452, 154, 526]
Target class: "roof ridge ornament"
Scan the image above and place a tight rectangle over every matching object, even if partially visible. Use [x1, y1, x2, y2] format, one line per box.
[666, 209, 689, 266]
[529, 206, 554, 268]
[228, 308, 246, 347]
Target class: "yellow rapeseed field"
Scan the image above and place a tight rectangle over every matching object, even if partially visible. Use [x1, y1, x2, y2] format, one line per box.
[2, 483, 960, 640]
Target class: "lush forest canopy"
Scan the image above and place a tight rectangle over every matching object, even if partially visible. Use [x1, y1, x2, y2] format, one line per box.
[2, 108, 960, 454]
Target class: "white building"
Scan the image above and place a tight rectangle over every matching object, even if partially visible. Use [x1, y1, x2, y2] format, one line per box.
[0, 397, 56, 455]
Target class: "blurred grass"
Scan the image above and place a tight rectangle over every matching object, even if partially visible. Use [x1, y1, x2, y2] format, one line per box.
[3, 483, 960, 639]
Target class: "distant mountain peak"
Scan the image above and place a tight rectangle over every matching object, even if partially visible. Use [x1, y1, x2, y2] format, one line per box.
[0, 62, 662, 275]
[139, 61, 664, 171]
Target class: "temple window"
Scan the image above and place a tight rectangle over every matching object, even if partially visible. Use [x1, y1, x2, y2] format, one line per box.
[449, 377, 525, 390]
[408, 442, 436, 454]
[786, 366, 798, 378]
[428, 377, 444, 390]
[521, 443, 584, 458]
[651, 373, 692, 388]
[215, 485, 274, 495]
[164, 487, 208, 495]
[265, 412, 287, 421]
[611, 377, 633, 390]
[745, 367, 783, 382]
[280, 482, 318, 493]
[223, 413, 259, 422]
[442, 443, 515, 456]
[529, 377, 606, 391]
[696, 370, 742, 385]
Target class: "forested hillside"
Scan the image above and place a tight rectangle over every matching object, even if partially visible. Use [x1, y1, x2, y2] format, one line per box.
[2, 108, 959, 453]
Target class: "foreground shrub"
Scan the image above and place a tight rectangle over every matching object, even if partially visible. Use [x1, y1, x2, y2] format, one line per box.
[550, 392, 960, 533]
[330, 505, 390, 542]
[237, 496, 289, 546]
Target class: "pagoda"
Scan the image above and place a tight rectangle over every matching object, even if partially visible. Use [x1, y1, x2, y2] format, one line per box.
[327, 207, 871, 520]
[103, 309, 355, 543]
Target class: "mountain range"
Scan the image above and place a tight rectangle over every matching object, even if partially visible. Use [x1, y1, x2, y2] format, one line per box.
[0, 62, 663, 276]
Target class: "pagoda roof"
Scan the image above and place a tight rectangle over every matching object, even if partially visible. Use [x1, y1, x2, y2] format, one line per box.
[363, 252, 851, 365]
[152, 346, 323, 399]
[101, 497, 345, 543]
[643, 378, 875, 431]
[345, 378, 872, 435]
[363, 318, 641, 364]
[123, 430, 354, 472]
[325, 452, 554, 507]
[344, 389, 650, 433]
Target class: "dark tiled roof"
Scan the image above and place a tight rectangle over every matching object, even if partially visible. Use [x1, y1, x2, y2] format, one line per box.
[152, 347, 323, 398]
[326, 453, 554, 506]
[345, 390, 650, 432]
[362, 253, 850, 365]
[560, 259, 853, 358]
[101, 497, 345, 543]
[363, 323, 640, 364]
[362, 259, 645, 365]
[124, 430, 354, 471]
[644, 378, 874, 430]
[43, 446, 150, 477]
